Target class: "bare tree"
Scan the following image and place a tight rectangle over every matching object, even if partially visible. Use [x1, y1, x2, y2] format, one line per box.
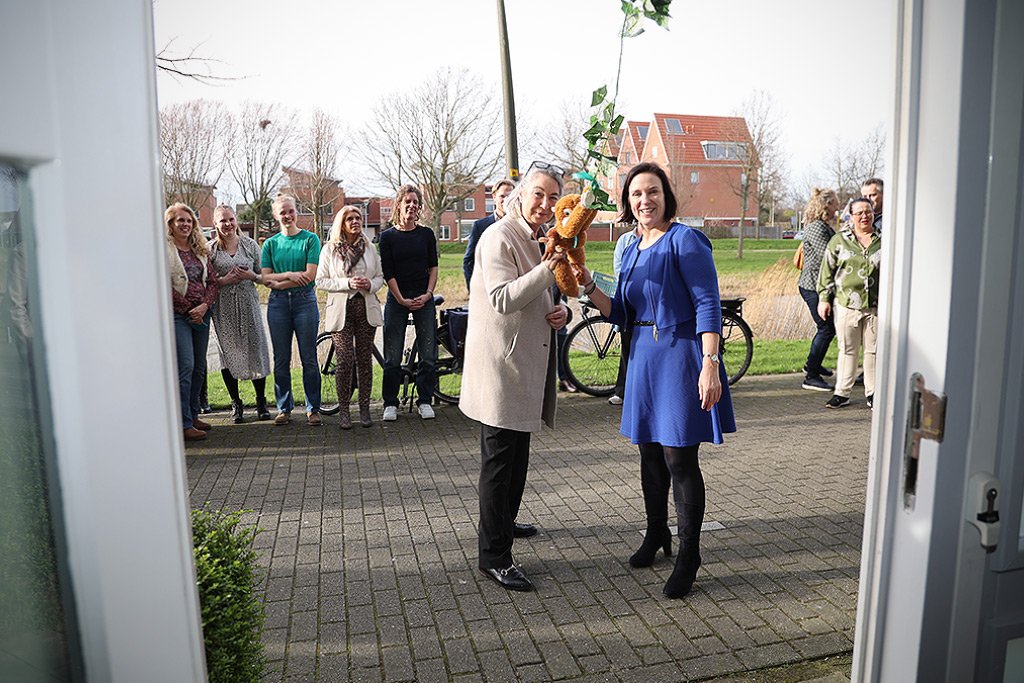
[357, 68, 503, 233]
[155, 38, 239, 85]
[227, 102, 297, 236]
[722, 90, 784, 257]
[159, 99, 230, 214]
[535, 99, 591, 193]
[822, 124, 886, 206]
[290, 109, 344, 237]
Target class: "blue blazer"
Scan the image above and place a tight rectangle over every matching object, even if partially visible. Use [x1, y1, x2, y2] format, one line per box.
[608, 223, 722, 337]
[462, 213, 498, 289]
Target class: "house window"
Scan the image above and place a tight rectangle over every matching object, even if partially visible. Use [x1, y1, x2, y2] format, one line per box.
[637, 125, 649, 140]
[702, 141, 746, 160]
[485, 198, 495, 214]
[690, 171, 699, 184]
[652, 146, 659, 158]
[460, 220, 475, 240]
[464, 198, 475, 212]
[381, 207, 392, 218]
[440, 225, 451, 240]
[666, 118, 683, 134]
[623, 151, 632, 163]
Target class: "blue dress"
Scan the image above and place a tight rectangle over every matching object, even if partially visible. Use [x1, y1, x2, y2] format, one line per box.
[610, 224, 736, 447]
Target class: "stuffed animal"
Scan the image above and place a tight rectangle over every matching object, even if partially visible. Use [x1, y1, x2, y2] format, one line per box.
[542, 194, 598, 296]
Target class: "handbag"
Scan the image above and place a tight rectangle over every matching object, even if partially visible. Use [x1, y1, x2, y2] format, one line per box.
[792, 242, 805, 270]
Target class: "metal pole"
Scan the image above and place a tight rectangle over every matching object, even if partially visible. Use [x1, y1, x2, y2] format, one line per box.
[496, 0, 519, 179]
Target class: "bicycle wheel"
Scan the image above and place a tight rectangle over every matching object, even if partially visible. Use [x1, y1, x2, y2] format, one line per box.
[433, 325, 463, 404]
[721, 310, 753, 386]
[315, 332, 341, 415]
[562, 316, 620, 397]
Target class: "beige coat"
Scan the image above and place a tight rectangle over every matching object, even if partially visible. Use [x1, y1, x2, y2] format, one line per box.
[459, 215, 558, 432]
[316, 242, 385, 331]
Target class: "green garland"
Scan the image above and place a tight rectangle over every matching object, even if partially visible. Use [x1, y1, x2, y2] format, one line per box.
[578, 0, 673, 211]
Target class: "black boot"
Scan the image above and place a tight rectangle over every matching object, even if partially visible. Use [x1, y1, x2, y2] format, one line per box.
[630, 446, 672, 567]
[231, 400, 244, 424]
[629, 526, 672, 568]
[663, 503, 703, 599]
[255, 395, 271, 421]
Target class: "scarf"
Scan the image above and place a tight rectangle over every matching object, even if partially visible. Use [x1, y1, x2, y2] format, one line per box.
[333, 234, 366, 274]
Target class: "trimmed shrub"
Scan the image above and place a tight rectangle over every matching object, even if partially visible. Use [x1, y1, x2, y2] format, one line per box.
[191, 508, 267, 683]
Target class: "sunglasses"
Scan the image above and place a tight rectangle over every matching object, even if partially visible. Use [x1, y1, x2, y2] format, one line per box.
[527, 161, 566, 177]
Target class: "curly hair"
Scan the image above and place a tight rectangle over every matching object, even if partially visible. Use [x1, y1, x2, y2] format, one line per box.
[803, 188, 839, 224]
[164, 202, 209, 258]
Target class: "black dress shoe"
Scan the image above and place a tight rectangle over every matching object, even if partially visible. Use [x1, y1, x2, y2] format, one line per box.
[479, 565, 534, 592]
[513, 522, 538, 538]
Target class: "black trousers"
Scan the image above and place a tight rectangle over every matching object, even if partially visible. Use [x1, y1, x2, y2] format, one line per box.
[614, 326, 632, 398]
[478, 424, 531, 569]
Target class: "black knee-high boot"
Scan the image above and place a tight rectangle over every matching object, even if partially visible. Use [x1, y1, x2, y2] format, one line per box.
[630, 445, 673, 567]
[662, 444, 705, 598]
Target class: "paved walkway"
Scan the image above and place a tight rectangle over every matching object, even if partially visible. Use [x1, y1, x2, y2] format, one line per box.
[186, 373, 871, 682]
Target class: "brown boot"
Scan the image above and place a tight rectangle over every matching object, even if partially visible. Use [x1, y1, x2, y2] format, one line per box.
[184, 427, 207, 441]
[192, 417, 212, 431]
[338, 409, 352, 430]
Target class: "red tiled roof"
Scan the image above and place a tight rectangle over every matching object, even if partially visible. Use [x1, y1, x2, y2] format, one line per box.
[650, 113, 751, 165]
[625, 121, 650, 158]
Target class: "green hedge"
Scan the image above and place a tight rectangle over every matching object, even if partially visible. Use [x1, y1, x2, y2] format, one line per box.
[191, 508, 267, 683]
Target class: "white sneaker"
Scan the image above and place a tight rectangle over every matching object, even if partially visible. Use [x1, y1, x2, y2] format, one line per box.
[382, 406, 398, 421]
[418, 403, 435, 420]
[608, 395, 623, 405]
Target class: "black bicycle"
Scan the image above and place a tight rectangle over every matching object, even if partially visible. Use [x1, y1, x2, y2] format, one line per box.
[561, 297, 754, 396]
[315, 296, 466, 415]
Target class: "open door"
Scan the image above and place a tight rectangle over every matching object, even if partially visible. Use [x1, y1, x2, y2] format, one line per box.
[854, 0, 1024, 680]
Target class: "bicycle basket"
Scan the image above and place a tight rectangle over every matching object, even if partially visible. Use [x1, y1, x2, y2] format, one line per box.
[441, 306, 469, 358]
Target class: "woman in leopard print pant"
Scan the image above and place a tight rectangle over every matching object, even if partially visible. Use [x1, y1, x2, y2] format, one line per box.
[316, 206, 385, 428]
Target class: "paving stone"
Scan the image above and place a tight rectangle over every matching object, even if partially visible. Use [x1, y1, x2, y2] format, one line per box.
[186, 374, 870, 682]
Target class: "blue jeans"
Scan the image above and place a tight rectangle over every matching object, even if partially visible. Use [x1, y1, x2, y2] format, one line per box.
[174, 312, 211, 430]
[799, 286, 836, 378]
[382, 294, 435, 407]
[267, 288, 321, 414]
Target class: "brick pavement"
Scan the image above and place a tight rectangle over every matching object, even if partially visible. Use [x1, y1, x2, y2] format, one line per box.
[185, 373, 870, 682]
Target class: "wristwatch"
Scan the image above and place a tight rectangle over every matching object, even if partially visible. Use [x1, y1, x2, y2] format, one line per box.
[703, 353, 720, 365]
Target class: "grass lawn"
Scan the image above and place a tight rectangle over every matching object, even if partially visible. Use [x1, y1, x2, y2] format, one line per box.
[201, 336, 840, 409]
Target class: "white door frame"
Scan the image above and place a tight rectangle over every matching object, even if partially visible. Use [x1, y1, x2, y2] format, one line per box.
[854, 0, 1024, 680]
[1, 1, 206, 680]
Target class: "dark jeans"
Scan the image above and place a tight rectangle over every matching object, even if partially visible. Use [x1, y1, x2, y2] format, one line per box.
[267, 288, 321, 414]
[799, 286, 836, 378]
[173, 312, 211, 430]
[478, 425, 531, 569]
[382, 294, 436, 407]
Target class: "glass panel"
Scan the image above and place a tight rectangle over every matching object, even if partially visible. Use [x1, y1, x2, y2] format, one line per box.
[0, 163, 75, 680]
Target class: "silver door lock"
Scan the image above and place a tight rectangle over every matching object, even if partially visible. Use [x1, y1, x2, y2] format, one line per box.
[966, 472, 1000, 553]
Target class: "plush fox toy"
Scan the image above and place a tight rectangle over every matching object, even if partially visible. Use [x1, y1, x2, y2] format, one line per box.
[542, 194, 598, 297]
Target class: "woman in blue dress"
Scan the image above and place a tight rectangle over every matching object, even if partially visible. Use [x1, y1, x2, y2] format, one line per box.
[576, 162, 736, 598]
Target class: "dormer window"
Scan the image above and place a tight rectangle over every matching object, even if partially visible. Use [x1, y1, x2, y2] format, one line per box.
[637, 125, 649, 140]
[666, 118, 683, 134]
[701, 141, 745, 160]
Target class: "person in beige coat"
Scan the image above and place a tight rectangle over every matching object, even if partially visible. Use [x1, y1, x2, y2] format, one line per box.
[316, 206, 385, 429]
[460, 165, 570, 592]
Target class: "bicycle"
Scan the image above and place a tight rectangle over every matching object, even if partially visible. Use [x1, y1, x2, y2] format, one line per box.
[561, 296, 754, 396]
[314, 296, 465, 415]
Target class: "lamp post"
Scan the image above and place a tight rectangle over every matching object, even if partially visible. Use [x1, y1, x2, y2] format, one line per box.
[496, 0, 519, 179]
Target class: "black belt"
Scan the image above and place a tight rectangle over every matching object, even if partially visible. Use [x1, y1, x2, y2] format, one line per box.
[633, 320, 655, 326]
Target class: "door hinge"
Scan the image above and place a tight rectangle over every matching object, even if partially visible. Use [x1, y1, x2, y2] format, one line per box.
[902, 373, 947, 509]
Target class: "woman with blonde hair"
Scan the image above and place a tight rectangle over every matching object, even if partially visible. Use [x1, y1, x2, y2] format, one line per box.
[166, 202, 219, 441]
[798, 188, 840, 392]
[261, 194, 323, 426]
[316, 206, 384, 429]
[209, 204, 272, 422]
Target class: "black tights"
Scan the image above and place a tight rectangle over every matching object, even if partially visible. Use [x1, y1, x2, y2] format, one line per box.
[637, 442, 705, 539]
[221, 368, 267, 405]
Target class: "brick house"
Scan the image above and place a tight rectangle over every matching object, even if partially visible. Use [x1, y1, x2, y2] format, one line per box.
[166, 180, 217, 227]
[435, 184, 490, 242]
[602, 113, 759, 231]
[277, 165, 346, 238]
[344, 195, 388, 242]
